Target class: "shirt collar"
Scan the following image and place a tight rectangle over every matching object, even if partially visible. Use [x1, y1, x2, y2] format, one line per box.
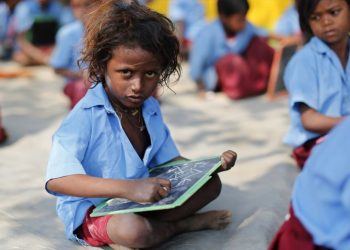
[81, 83, 158, 116]
[310, 36, 346, 56]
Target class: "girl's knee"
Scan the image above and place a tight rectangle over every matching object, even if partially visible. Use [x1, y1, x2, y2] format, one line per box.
[210, 174, 222, 198]
[107, 214, 154, 248]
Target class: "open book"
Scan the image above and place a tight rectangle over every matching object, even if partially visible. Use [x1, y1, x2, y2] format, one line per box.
[91, 157, 221, 217]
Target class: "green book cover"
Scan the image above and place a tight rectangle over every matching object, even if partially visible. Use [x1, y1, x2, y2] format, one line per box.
[91, 156, 221, 217]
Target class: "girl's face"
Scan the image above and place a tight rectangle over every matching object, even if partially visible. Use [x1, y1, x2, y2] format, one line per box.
[309, 0, 350, 46]
[105, 46, 162, 108]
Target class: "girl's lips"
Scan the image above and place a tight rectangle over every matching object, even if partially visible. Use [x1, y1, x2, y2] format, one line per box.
[324, 29, 336, 38]
[127, 95, 144, 103]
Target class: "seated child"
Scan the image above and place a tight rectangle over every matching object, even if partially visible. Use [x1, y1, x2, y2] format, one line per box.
[168, 0, 207, 59]
[189, 0, 274, 99]
[283, 0, 349, 169]
[45, 1, 237, 249]
[0, 0, 20, 60]
[269, 116, 350, 250]
[12, 0, 63, 66]
[50, 0, 97, 109]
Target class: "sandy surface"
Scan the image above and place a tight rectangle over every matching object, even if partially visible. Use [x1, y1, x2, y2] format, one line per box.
[0, 61, 299, 250]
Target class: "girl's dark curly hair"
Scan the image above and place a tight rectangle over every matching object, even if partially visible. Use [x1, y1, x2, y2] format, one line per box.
[296, 0, 350, 41]
[79, 0, 181, 87]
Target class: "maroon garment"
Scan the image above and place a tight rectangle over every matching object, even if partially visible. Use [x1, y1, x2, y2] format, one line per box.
[63, 79, 88, 109]
[0, 108, 8, 144]
[215, 36, 274, 99]
[269, 206, 331, 250]
[292, 137, 320, 170]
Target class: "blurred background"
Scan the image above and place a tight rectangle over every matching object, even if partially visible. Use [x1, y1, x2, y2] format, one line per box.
[149, 0, 293, 31]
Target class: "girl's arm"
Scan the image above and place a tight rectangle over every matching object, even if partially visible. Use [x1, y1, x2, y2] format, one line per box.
[47, 174, 171, 203]
[299, 103, 345, 134]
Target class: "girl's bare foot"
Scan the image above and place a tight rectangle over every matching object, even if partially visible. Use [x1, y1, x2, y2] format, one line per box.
[177, 210, 232, 232]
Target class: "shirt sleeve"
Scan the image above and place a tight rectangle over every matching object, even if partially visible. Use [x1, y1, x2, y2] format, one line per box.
[45, 110, 91, 196]
[189, 24, 212, 81]
[49, 26, 72, 69]
[284, 49, 319, 113]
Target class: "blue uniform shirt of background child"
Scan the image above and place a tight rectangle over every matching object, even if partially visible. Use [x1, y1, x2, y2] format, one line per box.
[0, 2, 11, 42]
[189, 19, 266, 90]
[45, 83, 180, 240]
[283, 36, 350, 147]
[275, 5, 300, 37]
[49, 20, 84, 83]
[292, 116, 350, 249]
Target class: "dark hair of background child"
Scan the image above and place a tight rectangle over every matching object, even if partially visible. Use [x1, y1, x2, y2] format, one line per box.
[79, 0, 181, 88]
[217, 0, 249, 16]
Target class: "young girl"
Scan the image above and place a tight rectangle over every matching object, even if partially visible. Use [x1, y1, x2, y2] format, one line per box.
[45, 1, 237, 249]
[283, 0, 350, 169]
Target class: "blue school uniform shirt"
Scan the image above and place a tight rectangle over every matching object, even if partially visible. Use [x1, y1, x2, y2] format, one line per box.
[13, 0, 63, 33]
[189, 19, 266, 89]
[168, 0, 206, 41]
[283, 37, 350, 147]
[50, 20, 84, 83]
[0, 3, 10, 41]
[275, 5, 300, 36]
[292, 116, 350, 249]
[45, 83, 180, 241]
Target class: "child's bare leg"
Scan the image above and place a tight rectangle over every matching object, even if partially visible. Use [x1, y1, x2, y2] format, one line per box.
[107, 209, 231, 249]
[107, 175, 232, 249]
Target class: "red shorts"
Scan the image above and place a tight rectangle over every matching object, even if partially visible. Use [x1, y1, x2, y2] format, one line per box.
[292, 136, 325, 170]
[268, 205, 330, 250]
[75, 206, 114, 246]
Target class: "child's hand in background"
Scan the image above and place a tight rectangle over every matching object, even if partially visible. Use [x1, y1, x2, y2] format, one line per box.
[127, 178, 171, 203]
[219, 150, 237, 172]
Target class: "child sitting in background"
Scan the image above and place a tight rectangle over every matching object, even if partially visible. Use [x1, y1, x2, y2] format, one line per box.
[168, 0, 207, 59]
[283, 0, 349, 169]
[12, 0, 63, 65]
[269, 117, 350, 250]
[50, 0, 98, 109]
[189, 0, 274, 100]
[45, 1, 237, 248]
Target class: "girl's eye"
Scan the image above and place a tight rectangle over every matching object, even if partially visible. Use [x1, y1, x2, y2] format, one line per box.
[145, 71, 158, 78]
[120, 70, 132, 77]
[330, 9, 340, 16]
[310, 14, 320, 21]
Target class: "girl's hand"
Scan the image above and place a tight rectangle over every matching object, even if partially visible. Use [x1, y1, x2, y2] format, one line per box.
[128, 178, 171, 203]
[219, 150, 237, 172]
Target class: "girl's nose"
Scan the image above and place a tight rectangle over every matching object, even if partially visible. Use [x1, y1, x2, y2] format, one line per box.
[131, 77, 142, 92]
[322, 15, 332, 26]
